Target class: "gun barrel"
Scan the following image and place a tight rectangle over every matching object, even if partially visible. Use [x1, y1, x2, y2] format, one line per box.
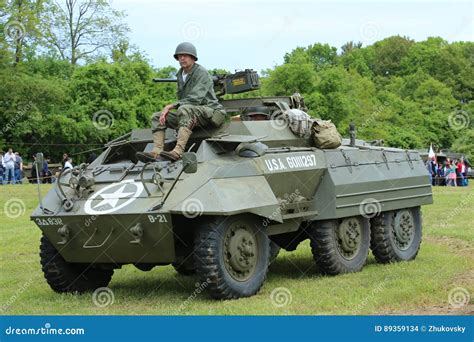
[152, 78, 177, 83]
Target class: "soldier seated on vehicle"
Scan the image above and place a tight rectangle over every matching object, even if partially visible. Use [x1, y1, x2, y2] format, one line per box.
[136, 42, 227, 163]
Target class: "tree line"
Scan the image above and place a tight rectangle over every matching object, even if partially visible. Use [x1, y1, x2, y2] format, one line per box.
[1, 0, 473, 163]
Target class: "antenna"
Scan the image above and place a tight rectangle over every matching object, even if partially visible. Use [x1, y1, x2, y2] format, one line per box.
[35, 153, 45, 212]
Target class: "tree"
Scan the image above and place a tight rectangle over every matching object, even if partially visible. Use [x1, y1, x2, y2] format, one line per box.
[371, 36, 414, 76]
[43, 0, 129, 65]
[284, 43, 338, 71]
[339, 44, 374, 77]
[341, 41, 363, 55]
[0, 67, 71, 159]
[312, 67, 377, 127]
[263, 52, 318, 96]
[399, 37, 446, 75]
[1, 0, 45, 66]
[452, 130, 474, 162]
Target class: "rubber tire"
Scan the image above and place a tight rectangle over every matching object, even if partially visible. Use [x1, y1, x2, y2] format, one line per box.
[370, 207, 422, 263]
[194, 215, 270, 299]
[269, 241, 281, 264]
[40, 234, 114, 293]
[309, 217, 370, 275]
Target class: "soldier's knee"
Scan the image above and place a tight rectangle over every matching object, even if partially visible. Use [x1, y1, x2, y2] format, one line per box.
[151, 111, 161, 123]
[176, 105, 194, 116]
[175, 105, 196, 129]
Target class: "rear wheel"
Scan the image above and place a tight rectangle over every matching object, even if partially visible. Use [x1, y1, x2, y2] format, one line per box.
[309, 216, 370, 275]
[40, 234, 114, 293]
[370, 207, 422, 263]
[195, 215, 270, 299]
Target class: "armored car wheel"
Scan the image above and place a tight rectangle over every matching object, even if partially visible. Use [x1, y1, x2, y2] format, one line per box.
[309, 217, 370, 275]
[269, 241, 281, 264]
[39, 235, 114, 293]
[195, 215, 270, 299]
[370, 207, 422, 263]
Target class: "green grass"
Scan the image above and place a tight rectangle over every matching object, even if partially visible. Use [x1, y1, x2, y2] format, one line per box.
[0, 184, 472, 315]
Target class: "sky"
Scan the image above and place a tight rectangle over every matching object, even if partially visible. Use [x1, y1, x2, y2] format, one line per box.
[112, 0, 473, 72]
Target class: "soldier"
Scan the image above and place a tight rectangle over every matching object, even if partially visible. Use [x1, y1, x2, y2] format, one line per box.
[137, 42, 226, 162]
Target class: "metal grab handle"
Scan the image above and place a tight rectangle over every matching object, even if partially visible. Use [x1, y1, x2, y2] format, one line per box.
[83, 226, 115, 249]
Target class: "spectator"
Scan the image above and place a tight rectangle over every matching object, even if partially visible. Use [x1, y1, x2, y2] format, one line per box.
[0, 152, 4, 185]
[425, 160, 433, 185]
[3, 148, 16, 184]
[455, 159, 463, 186]
[429, 157, 437, 186]
[30, 154, 39, 183]
[43, 156, 53, 184]
[14, 152, 23, 184]
[456, 157, 467, 186]
[42, 157, 52, 183]
[61, 153, 69, 168]
[436, 161, 444, 186]
[446, 162, 457, 187]
[64, 158, 73, 170]
[467, 166, 472, 185]
[460, 157, 467, 186]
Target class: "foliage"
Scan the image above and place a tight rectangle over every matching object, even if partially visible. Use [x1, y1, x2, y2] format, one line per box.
[42, 0, 129, 65]
[264, 36, 473, 155]
[0, 0, 472, 163]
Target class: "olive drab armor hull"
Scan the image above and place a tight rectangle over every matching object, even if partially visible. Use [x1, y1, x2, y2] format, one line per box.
[31, 73, 433, 299]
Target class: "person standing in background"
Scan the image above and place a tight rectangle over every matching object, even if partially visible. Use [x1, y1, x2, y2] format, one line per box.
[42, 157, 51, 183]
[461, 157, 468, 186]
[30, 154, 38, 183]
[3, 148, 16, 184]
[14, 152, 23, 184]
[0, 152, 4, 185]
[446, 162, 457, 187]
[458, 157, 466, 186]
[61, 153, 69, 168]
[63, 158, 73, 170]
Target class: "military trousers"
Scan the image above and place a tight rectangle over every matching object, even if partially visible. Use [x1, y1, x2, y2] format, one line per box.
[151, 104, 224, 132]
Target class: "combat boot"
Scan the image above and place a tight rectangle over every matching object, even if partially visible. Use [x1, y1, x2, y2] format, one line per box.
[136, 130, 165, 162]
[160, 127, 192, 162]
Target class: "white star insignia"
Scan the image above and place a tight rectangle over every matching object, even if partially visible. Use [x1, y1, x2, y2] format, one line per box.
[93, 184, 135, 210]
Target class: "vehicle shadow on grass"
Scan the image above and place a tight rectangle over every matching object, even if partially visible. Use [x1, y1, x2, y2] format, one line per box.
[110, 269, 210, 300]
[267, 253, 379, 279]
[268, 255, 319, 279]
[108, 255, 381, 301]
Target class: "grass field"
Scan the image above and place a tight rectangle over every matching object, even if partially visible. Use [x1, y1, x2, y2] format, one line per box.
[0, 184, 472, 315]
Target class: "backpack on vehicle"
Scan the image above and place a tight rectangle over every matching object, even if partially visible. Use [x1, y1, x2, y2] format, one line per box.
[311, 119, 342, 149]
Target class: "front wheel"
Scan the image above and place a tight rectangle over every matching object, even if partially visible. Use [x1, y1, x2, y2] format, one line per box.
[269, 241, 281, 264]
[195, 215, 270, 299]
[309, 216, 370, 275]
[370, 207, 422, 263]
[40, 235, 114, 293]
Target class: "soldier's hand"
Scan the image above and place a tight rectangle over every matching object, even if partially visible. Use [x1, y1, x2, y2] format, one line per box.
[159, 111, 168, 125]
[159, 104, 174, 125]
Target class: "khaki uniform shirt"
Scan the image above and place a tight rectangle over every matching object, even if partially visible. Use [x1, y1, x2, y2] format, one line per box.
[175, 63, 224, 111]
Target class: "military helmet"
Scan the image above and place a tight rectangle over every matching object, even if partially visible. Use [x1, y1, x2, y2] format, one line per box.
[174, 42, 198, 61]
[241, 106, 272, 121]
